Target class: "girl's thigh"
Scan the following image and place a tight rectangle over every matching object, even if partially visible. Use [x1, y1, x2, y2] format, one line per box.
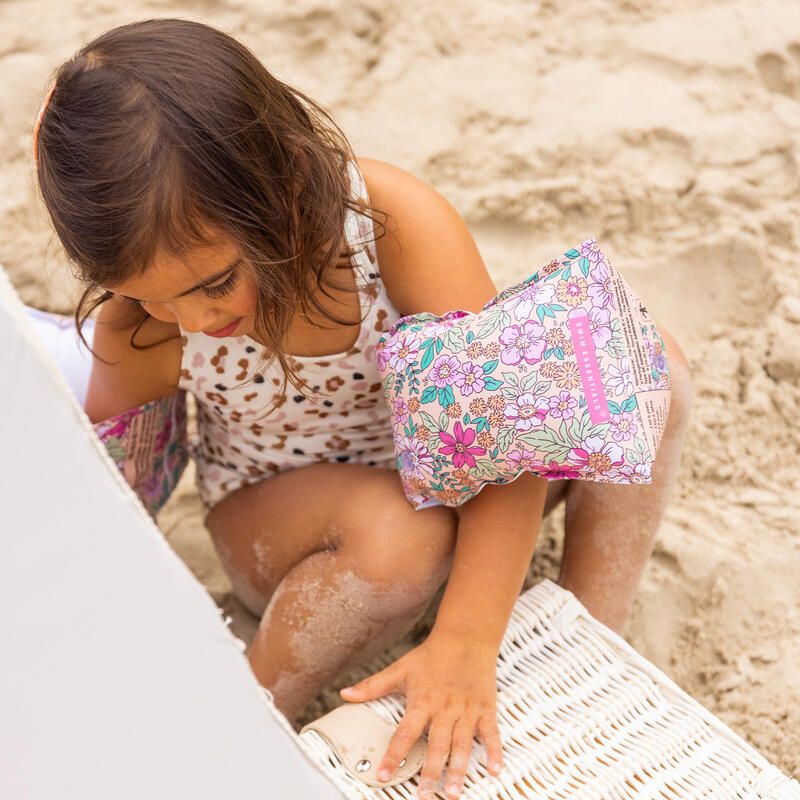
[205, 462, 458, 616]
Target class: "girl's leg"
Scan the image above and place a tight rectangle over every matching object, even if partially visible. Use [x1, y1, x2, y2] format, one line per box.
[556, 327, 695, 633]
[206, 462, 457, 722]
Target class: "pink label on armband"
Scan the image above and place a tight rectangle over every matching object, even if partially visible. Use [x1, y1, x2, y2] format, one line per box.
[568, 309, 609, 424]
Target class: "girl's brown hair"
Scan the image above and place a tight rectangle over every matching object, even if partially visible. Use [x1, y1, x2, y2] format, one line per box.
[34, 17, 387, 410]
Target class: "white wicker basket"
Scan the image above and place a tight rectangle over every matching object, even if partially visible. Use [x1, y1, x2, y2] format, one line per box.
[289, 579, 799, 799]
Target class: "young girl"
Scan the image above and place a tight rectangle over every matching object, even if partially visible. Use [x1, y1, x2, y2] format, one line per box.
[34, 18, 694, 800]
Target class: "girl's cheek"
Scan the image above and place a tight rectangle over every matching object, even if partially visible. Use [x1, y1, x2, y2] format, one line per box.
[142, 302, 178, 324]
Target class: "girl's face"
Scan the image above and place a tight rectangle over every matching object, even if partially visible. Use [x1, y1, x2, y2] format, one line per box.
[108, 236, 260, 339]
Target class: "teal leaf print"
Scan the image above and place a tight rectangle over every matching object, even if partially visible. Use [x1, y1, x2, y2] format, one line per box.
[420, 386, 438, 403]
[497, 425, 516, 453]
[462, 413, 470, 425]
[475, 416, 488, 432]
[607, 400, 622, 415]
[438, 411, 449, 430]
[561, 266, 571, 279]
[621, 395, 638, 412]
[435, 338, 444, 354]
[438, 385, 455, 407]
[551, 304, 567, 312]
[564, 248, 580, 259]
[554, 346, 564, 360]
[420, 345, 436, 371]
[482, 359, 498, 374]
[419, 410, 439, 430]
[466, 330, 474, 344]
[579, 397, 586, 407]
[579, 256, 590, 277]
[483, 377, 502, 390]
[543, 347, 553, 358]
[543, 306, 555, 318]
[537, 306, 547, 324]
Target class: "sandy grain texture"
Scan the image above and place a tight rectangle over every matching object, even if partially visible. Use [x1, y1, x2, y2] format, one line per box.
[2, 0, 798, 778]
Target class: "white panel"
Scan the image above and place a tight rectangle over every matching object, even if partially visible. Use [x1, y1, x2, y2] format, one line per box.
[0, 267, 343, 800]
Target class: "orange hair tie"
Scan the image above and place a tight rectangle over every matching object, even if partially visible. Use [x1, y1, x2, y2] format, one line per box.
[33, 79, 57, 168]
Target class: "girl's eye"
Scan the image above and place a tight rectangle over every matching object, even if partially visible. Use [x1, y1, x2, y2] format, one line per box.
[203, 270, 239, 299]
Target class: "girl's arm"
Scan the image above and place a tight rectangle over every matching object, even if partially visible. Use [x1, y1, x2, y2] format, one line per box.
[85, 296, 182, 423]
[344, 159, 547, 798]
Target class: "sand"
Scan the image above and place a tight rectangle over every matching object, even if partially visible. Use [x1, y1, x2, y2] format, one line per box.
[2, 0, 798, 778]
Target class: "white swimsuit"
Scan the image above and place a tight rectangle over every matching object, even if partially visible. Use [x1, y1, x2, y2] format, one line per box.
[178, 161, 403, 509]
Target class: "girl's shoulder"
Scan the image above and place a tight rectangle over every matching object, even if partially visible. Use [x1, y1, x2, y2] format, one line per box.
[84, 297, 182, 423]
[354, 157, 498, 317]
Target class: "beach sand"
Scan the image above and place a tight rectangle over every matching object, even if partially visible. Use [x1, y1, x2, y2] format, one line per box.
[2, 0, 798, 778]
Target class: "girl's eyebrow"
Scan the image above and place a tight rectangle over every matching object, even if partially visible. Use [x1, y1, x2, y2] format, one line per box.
[121, 259, 241, 303]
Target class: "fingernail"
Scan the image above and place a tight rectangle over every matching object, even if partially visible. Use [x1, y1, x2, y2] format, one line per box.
[446, 782, 461, 796]
[491, 760, 502, 773]
[418, 789, 432, 800]
[378, 768, 391, 782]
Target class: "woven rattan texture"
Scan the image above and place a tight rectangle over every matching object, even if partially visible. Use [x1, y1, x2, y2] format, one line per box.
[294, 579, 800, 799]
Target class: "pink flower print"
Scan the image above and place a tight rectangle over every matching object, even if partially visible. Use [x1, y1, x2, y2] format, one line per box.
[430, 355, 461, 387]
[388, 335, 419, 371]
[504, 282, 556, 321]
[393, 397, 409, 424]
[438, 422, 485, 469]
[607, 356, 633, 397]
[507, 448, 542, 471]
[504, 392, 549, 431]
[569, 435, 624, 477]
[397, 435, 435, 477]
[589, 306, 613, 349]
[548, 390, 578, 420]
[499, 320, 547, 366]
[588, 259, 615, 310]
[376, 339, 391, 371]
[538, 460, 582, 480]
[610, 411, 638, 442]
[618, 461, 652, 483]
[508, 450, 582, 479]
[455, 361, 486, 397]
[580, 237, 604, 263]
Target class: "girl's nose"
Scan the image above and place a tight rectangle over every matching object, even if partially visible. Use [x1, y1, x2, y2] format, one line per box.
[143, 299, 216, 333]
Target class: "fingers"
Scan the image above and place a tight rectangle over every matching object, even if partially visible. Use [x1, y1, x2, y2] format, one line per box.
[377, 707, 429, 785]
[417, 714, 457, 800]
[477, 711, 503, 775]
[443, 716, 476, 798]
[340, 663, 401, 703]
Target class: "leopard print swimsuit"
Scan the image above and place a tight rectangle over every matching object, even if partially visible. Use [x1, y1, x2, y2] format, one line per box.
[178, 161, 402, 509]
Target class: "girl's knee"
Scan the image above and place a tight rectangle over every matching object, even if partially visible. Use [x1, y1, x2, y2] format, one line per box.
[339, 485, 457, 596]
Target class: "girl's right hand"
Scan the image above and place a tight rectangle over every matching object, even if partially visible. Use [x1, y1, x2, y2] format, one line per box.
[340, 627, 503, 800]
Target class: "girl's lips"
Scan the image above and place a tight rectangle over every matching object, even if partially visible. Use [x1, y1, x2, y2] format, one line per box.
[203, 318, 241, 338]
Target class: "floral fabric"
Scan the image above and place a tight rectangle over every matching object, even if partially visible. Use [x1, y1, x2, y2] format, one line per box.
[375, 238, 672, 511]
[93, 391, 189, 518]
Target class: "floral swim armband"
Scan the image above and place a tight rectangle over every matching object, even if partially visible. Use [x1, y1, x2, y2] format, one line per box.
[93, 391, 189, 518]
[375, 238, 672, 511]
